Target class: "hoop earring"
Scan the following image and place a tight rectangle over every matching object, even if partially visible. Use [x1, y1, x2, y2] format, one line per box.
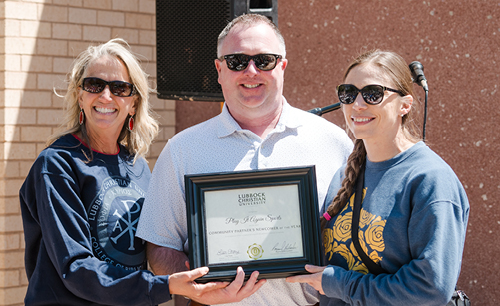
[127, 116, 134, 131]
[79, 109, 84, 125]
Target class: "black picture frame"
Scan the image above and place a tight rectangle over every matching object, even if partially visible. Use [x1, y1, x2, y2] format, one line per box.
[185, 166, 322, 283]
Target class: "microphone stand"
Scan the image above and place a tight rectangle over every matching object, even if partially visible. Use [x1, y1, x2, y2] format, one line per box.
[422, 89, 428, 140]
[307, 102, 341, 116]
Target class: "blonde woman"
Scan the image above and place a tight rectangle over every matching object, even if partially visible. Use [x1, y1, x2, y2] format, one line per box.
[20, 38, 262, 306]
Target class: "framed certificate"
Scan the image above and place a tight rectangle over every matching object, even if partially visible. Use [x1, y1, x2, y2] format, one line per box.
[185, 166, 322, 282]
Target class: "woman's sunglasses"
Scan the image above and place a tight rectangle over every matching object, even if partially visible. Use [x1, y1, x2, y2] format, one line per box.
[337, 84, 404, 105]
[220, 54, 282, 71]
[81, 77, 136, 97]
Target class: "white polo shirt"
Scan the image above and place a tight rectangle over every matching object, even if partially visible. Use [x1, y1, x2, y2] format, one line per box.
[137, 99, 353, 305]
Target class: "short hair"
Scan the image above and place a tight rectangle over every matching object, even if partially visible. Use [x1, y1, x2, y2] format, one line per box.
[48, 38, 159, 163]
[217, 14, 286, 58]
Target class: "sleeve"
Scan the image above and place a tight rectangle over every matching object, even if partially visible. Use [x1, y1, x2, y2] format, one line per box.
[136, 140, 188, 251]
[24, 153, 172, 306]
[321, 181, 469, 305]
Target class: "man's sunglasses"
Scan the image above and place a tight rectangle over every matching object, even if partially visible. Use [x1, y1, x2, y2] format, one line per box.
[81, 77, 136, 97]
[220, 54, 282, 71]
[337, 84, 404, 105]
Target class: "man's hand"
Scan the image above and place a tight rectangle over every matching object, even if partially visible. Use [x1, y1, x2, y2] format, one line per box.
[169, 266, 266, 305]
[286, 264, 326, 295]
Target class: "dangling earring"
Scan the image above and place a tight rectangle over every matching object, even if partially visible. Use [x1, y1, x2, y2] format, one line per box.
[127, 115, 134, 131]
[79, 109, 84, 125]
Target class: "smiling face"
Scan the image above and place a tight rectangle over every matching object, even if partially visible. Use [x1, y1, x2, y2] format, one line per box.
[342, 63, 412, 147]
[215, 22, 288, 122]
[79, 55, 136, 145]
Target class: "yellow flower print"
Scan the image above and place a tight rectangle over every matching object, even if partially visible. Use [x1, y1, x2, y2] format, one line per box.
[357, 230, 370, 255]
[338, 192, 355, 215]
[360, 208, 376, 228]
[333, 212, 352, 242]
[324, 186, 386, 275]
[323, 228, 334, 259]
[336, 242, 355, 270]
[352, 262, 369, 274]
[368, 250, 383, 264]
[365, 216, 386, 253]
[349, 242, 369, 274]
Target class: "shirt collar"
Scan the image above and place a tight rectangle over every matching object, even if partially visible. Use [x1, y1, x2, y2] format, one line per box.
[216, 97, 302, 138]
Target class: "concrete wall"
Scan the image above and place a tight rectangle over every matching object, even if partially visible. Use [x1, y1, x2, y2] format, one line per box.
[2, 0, 498, 305]
[176, 1, 499, 305]
[0, 1, 174, 305]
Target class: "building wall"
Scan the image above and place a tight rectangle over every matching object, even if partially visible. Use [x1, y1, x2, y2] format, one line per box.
[2, 0, 498, 305]
[0, 1, 175, 305]
[175, 1, 499, 305]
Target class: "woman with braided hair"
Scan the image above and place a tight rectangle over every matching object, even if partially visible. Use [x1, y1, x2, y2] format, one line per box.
[287, 50, 469, 305]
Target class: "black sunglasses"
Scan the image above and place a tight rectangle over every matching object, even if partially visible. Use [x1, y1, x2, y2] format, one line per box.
[220, 54, 282, 71]
[337, 84, 404, 105]
[81, 77, 136, 97]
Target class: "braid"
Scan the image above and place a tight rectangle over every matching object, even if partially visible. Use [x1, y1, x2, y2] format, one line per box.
[320, 139, 366, 231]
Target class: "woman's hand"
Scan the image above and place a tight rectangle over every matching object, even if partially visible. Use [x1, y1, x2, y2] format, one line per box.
[169, 266, 266, 304]
[286, 264, 326, 295]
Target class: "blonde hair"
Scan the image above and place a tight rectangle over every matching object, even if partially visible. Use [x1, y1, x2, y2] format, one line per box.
[47, 38, 159, 163]
[321, 50, 422, 231]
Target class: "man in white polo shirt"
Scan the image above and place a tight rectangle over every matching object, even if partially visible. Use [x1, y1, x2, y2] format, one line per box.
[137, 13, 353, 306]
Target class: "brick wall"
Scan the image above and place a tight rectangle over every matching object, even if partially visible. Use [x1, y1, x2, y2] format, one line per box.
[0, 1, 175, 305]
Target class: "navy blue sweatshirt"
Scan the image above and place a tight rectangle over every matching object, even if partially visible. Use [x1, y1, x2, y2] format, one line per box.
[20, 134, 171, 305]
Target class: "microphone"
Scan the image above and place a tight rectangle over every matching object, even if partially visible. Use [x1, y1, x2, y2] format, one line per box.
[409, 61, 429, 140]
[409, 61, 428, 91]
[308, 102, 341, 116]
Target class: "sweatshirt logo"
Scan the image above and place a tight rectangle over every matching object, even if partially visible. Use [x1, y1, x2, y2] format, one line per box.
[88, 177, 146, 271]
[110, 199, 141, 250]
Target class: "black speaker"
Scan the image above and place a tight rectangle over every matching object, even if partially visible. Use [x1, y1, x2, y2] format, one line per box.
[156, 0, 278, 101]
